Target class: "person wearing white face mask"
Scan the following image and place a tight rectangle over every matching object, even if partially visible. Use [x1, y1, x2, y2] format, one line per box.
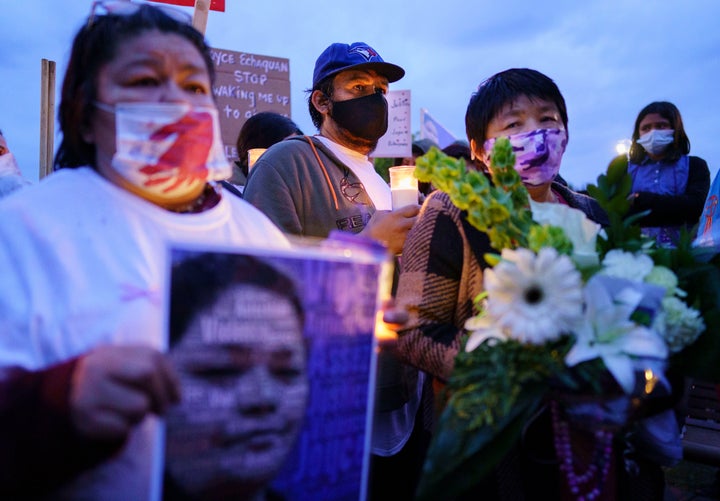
[0, 4, 290, 500]
[0, 129, 32, 198]
[611, 101, 710, 247]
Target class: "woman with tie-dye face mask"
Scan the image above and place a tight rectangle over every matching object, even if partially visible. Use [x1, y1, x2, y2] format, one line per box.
[464, 68, 606, 216]
[392, 69, 688, 500]
[396, 68, 608, 380]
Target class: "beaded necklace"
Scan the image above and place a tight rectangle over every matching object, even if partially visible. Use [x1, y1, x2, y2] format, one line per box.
[551, 400, 614, 501]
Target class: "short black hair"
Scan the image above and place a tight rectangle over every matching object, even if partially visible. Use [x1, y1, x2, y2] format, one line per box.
[465, 68, 568, 158]
[236, 112, 302, 176]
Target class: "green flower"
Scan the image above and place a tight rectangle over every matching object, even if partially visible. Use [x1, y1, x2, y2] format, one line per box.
[645, 265, 683, 297]
[527, 225, 574, 255]
[654, 296, 705, 354]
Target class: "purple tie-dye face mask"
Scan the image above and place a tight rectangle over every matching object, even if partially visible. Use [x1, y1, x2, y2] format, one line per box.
[483, 128, 567, 186]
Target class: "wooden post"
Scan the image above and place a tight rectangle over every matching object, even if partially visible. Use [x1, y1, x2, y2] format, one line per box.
[192, 0, 210, 34]
[39, 59, 56, 179]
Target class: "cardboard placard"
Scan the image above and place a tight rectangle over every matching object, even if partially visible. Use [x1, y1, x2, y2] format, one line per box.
[210, 48, 291, 161]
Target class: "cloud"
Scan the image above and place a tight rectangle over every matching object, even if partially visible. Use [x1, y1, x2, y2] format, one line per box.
[3, 0, 719, 191]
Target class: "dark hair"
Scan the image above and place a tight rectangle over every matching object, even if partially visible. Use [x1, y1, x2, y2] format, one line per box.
[306, 76, 335, 130]
[442, 141, 473, 163]
[465, 68, 569, 157]
[236, 112, 302, 176]
[628, 101, 690, 163]
[169, 252, 304, 346]
[54, 4, 214, 170]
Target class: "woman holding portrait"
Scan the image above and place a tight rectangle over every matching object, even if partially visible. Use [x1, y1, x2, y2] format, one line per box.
[0, 4, 288, 499]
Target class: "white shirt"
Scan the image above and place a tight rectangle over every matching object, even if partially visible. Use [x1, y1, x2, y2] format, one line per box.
[0, 167, 288, 500]
[313, 137, 423, 456]
[316, 135, 392, 210]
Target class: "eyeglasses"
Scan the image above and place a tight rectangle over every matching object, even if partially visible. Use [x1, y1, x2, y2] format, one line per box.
[87, 0, 192, 28]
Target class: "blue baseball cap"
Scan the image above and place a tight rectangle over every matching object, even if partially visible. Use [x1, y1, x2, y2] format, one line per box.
[312, 42, 405, 88]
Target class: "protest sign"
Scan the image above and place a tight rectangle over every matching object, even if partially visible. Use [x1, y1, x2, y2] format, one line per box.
[210, 48, 292, 162]
[373, 89, 412, 159]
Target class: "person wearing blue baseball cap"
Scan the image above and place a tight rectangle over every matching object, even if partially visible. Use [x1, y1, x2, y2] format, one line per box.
[243, 42, 428, 500]
[243, 42, 418, 255]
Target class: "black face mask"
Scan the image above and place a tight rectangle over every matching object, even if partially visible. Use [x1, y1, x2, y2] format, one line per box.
[329, 91, 388, 142]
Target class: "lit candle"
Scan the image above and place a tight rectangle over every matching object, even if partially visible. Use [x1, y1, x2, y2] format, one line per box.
[375, 310, 399, 344]
[247, 148, 267, 171]
[389, 165, 418, 209]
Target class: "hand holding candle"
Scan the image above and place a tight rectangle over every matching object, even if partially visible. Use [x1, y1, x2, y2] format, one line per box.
[389, 166, 419, 209]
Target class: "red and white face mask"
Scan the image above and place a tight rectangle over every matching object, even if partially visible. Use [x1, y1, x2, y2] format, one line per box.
[99, 102, 231, 198]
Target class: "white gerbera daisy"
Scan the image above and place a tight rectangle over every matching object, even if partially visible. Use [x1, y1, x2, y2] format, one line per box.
[483, 247, 584, 344]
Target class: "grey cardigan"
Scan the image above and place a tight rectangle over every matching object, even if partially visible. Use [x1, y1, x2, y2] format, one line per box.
[243, 135, 377, 238]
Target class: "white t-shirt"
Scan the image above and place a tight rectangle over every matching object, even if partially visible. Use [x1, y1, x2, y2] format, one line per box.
[316, 136, 392, 210]
[313, 137, 423, 455]
[0, 167, 289, 500]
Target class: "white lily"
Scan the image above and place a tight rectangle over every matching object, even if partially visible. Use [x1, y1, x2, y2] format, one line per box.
[464, 314, 508, 352]
[566, 276, 668, 393]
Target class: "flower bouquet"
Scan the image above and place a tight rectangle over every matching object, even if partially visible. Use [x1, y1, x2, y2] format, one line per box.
[412, 140, 720, 500]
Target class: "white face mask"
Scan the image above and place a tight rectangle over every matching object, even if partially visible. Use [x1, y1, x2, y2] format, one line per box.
[636, 129, 674, 156]
[0, 152, 22, 177]
[98, 102, 231, 199]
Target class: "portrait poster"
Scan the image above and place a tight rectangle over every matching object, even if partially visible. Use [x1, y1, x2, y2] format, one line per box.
[152, 234, 393, 501]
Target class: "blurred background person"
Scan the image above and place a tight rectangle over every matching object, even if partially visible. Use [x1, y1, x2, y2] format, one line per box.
[223, 111, 303, 197]
[611, 101, 710, 247]
[0, 4, 288, 499]
[0, 129, 32, 198]
[393, 138, 437, 167]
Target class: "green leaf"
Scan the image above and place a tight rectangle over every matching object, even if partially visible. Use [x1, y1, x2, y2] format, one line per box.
[416, 383, 546, 501]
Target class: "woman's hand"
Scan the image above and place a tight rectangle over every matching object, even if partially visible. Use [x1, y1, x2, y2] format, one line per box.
[69, 345, 180, 440]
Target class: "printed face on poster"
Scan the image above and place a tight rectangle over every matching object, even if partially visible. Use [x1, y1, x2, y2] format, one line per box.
[154, 240, 391, 501]
[372, 89, 412, 159]
[210, 48, 292, 162]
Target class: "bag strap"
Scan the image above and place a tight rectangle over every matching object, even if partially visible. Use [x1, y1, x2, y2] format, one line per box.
[304, 136, 340, 210]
